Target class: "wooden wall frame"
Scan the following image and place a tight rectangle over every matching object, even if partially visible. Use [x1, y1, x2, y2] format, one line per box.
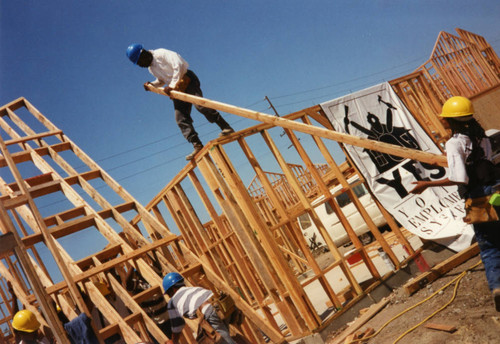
[0, 28, 498, 344]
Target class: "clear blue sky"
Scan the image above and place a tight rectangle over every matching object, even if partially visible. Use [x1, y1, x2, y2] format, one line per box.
[1, 1, 500, 275]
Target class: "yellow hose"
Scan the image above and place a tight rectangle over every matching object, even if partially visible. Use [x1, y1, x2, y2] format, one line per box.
[350, 260, 482, 343]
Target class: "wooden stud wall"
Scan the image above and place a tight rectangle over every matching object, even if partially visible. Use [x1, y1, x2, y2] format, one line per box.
[136, 103, 422, 341]
[0, 28, 499, 344]
[390, 28, 500, 147]
[137, 28, 500, 341]
[0, 98, 261, 344]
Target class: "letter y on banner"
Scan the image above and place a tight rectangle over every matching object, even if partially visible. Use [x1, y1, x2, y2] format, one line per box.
[320, 82, 474, 251]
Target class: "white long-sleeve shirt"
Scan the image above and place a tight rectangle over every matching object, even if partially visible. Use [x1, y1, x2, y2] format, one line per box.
[148, 49, 189, 89]
[445, 133, 492, 184]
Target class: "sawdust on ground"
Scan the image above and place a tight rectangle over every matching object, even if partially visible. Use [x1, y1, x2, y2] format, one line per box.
[324, 255, 500, 344]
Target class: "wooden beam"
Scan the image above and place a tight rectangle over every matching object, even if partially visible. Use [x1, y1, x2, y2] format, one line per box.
[424, 323, 457, 333]
[49, 215, 96, 239]
[43, 206, 87, 227]
[21, 232, 44, 247]
[0, 233, 16, 256]
[104, 265, 169, 343]
[4, 130, 63, 146]
[131, 285, 163, 305]
[181, 248, 288, 344]
[331, 297, 389, 344]
[2, 194, 29, 210]
[0, 97, 26, 115]
[0, 207, 70, 342]
[64, 170, 102, 185]
[145, 86, 448, 167]
[28, 180, 62, 198]
[76, 243, 123, 270]
[7, 173, 54, 192]
[0, 135, 94, 323]
[403, 243, 480, 295]
[27, 236, 178, 300]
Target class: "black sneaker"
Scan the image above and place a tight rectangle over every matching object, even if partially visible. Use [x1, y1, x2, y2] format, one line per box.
[186, 143, 203, 161]
[219, 128, 235, 137]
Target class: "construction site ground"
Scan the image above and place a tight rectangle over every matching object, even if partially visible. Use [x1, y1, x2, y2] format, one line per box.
[323, 253, 500, 344]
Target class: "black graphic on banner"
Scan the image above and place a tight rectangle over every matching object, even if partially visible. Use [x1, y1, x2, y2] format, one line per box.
[320, 82, 474, 251]
[344, 96, 421, 174]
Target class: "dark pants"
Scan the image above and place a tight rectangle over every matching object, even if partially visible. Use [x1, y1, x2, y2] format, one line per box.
[173, 70, 230, 145]
[469, 182, 500, 291]
[474, 206, 500, 291]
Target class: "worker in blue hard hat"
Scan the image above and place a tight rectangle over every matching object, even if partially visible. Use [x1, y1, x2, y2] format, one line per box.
[126, 44, 234, 161]
[162, 272, 237, 344]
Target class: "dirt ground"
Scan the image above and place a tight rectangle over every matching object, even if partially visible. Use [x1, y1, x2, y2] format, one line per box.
[324, 254, 500, 344]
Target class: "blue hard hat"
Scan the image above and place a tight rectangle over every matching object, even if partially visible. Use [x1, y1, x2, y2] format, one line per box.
[126, 44, 143, 64]
[162, 272, 184, 294]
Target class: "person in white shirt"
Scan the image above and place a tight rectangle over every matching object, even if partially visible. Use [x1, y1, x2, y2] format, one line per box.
[162, 272, 236, 344]
[126, 44, 234, 160]
[410, 96, 500, 312]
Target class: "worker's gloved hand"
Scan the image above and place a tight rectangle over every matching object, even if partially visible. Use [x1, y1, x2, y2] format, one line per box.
[409, 181, 428, 195]
[143, 82, 151, 91]
[164, 86, 174, 98]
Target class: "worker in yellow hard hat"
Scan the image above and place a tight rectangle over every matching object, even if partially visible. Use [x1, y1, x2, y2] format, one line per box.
[8, 282, 50, 344]
[12, 309, 45, 343]
[410, 96, 500, 312]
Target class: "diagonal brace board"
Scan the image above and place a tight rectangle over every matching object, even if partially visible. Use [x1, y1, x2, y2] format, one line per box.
[145, 85, 448, 167]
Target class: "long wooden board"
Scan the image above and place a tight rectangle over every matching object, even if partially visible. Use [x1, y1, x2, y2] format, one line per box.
[403, 243, 480, 295]
[145, 85, 448, 167]
[331, 297, 389, 344]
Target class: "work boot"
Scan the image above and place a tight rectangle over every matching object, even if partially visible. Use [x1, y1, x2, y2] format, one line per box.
[493, 288, 500, 312]
[186, 143, 203, 161]
[219, 128, 235, 137]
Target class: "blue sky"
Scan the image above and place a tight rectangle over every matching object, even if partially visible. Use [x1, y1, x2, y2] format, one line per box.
[1, 1, 500, 275]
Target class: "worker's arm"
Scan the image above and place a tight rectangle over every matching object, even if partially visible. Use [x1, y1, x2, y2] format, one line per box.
[7, 281, 19, 314]
[143, 81, 173, 98]
[165, 332, 181, 344]
[163, 86, 174, 98]
[409, 178, 464, 194]
[144, 78, 166, 91]
[124, 267, 135, 285]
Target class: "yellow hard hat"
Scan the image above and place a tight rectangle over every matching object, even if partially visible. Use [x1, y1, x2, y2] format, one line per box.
[440, 96, 474, 118]
[12, 310, 40, 333]
[94, 281, 111, 296]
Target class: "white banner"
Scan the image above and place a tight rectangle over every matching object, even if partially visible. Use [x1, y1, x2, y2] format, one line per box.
[320, 83, 474, 251]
